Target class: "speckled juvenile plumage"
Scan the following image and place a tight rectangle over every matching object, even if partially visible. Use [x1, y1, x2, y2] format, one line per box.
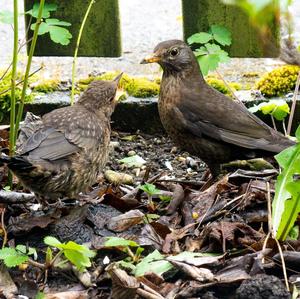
[141, 40, 295, 176]
[1, 75, 122, 200]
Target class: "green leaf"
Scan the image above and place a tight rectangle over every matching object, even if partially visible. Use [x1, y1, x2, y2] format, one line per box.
[272, 143, 300, 240]
[26, 2, 57, 18]
[35, 292, 45, 299]
[135, 250, 173, 277]
[210, 25, 232, 46]
[119, 155, 146, 168]
[288, 225, 299, 240]
[158, 195, 172, 202]
[187, 32, 213, 44]
[45, 18, 71, 26]
[104, 237, 139, 247]
[44, 236, 62, 247]
[296, 126, 300, 141]
[61, 241, 96, 258]
[0, 247, 29, 268]
[139, 183, 161, 196]
[48, 25, 72, 45]
[16, 245, 37, 259]
[63, 249, 91, 271]
[197, 54, 220, 76]
[31, 19, 72, 45]
[0, 11, 14, 24]
[248, 100, 290, 121]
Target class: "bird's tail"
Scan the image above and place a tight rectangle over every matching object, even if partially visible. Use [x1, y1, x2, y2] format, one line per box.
[0, 154, 34, 172]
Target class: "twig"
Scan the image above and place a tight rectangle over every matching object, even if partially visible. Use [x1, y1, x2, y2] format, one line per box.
[266, 182, 272, 233]
[282, 120, 287, 136]
[1, 208, 7, 248]
[274, 238, 290, 292]
[215, 70, 242, 104]
[27, 258, 46, 270]
[287, 70, 300, 135]
[262, 232, 271, 264]
[270, 115, 277, 132]
[71, 0, 95, 105]
[0, 190, 35, 203]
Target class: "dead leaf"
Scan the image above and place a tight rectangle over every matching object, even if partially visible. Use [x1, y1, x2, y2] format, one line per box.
[166, 184, 184, 215]
[45, 291, 88, 299]
[0, 264, 18, 299]
[107, 209, 144, 232]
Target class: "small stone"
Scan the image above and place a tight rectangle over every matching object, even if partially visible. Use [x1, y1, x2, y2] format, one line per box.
[177, 156, 186, 163]
[170, 146, 178, 154]
[127, 150, 136, 156]
[105, 170, 134, 185]
[186, 157, 197, 169]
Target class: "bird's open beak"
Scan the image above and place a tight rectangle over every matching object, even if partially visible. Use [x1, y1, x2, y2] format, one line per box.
[113, 72, 123, 86]
[140, 54, 161, 64]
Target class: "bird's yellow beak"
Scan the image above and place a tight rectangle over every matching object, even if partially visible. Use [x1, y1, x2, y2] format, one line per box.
[140, 54, 161, 64]
[115, 88, 126, 102]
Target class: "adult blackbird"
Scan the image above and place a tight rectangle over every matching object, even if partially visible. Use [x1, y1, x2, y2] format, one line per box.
[1, 74, 122, 200]
[141, 40, 295, 176]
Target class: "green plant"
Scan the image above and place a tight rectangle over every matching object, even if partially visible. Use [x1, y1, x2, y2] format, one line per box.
[187, 25, 231, 75]
[104, 237, 144, 263]
[248, 99, 290, 133]
[71, 0, 95, 105]
[44, 236, 96, 271]
[27, 3, 72, 46]
[272, 126, 300, 241]
[0, 245, 37, 267]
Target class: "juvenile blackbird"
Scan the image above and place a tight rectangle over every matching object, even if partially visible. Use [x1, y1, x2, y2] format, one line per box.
[1, 74, 122, 200]
[141, 40, 295, 176]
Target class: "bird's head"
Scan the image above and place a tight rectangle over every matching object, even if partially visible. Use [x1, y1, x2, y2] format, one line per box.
[141, 40, 198, 74]
[78, 73, 123, 117]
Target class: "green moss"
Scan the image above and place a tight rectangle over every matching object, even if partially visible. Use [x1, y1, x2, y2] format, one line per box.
[31, 79, 60, 93]
[77, 72, 160, 98]
[0, 70, 34, 122]
[255, 65, 300, 97]
[206, 77, 241, 97]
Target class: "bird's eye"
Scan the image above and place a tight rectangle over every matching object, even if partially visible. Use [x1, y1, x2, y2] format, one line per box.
[170, 48, 179, 57]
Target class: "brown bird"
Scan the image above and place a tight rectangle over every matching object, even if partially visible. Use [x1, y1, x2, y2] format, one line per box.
[1, 74, 122, 201]
[141, 40, 295, 176]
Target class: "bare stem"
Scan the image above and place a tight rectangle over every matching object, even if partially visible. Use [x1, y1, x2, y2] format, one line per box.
[271, 115, 277, 132]
[71, 0, 95, 105]
[9, 0, 19, 156]
[287, 70, 300, 136]
[14, 0, 45, 145]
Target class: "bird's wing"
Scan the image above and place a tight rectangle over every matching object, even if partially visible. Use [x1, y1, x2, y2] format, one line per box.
[19, 127, 79, 161]
[19, 106, 105, 161]
[176, 83, 294, 152]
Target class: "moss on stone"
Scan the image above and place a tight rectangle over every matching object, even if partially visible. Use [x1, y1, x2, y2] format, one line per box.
[78, 72, 160, 98]
[255, 65, 300, 97]
[0, 70, 34, 122]
[206, 77, 241, 97]
[31, 79, 60, 93]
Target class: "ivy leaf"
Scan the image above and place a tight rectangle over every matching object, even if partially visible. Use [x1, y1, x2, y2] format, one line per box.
[187, 32, 213, 44]
[272, 143, 300, 240]
[26, 3, 57, 18]
[119, 155, 146, 168]
[139, 183, 161, 196]
[104, 237, 139, 248]
[210, 25, 232, 46]
[0, 11, 14, 24]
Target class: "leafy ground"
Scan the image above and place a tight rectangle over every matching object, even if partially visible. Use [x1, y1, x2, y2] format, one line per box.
[0, 129, 297, 299]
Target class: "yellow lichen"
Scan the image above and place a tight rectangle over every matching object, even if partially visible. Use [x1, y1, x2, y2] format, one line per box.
[255, 65, 300, 97]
